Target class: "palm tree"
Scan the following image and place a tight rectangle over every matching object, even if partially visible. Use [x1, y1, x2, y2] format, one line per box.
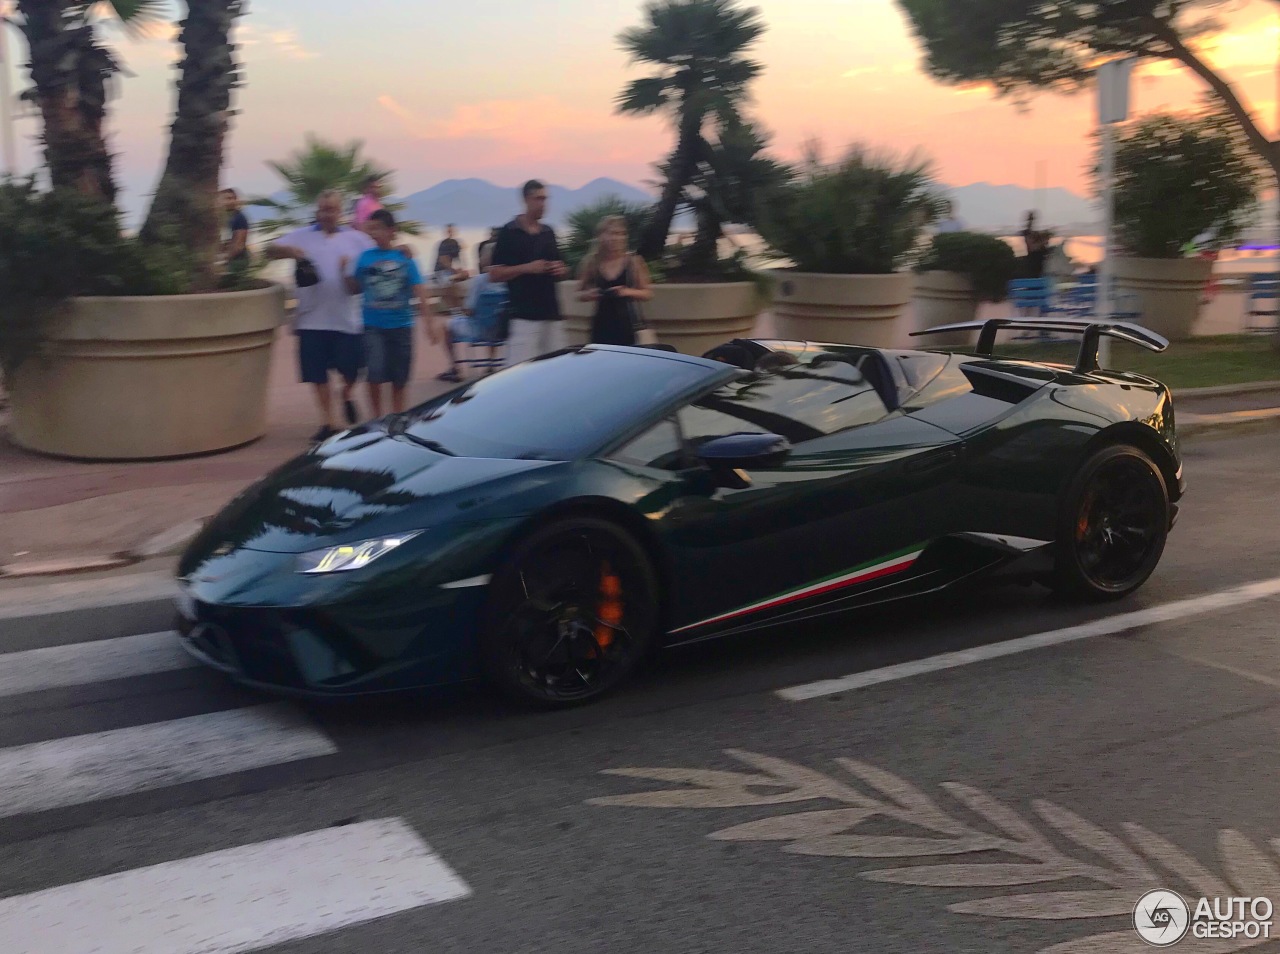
[140, 0, 244, 291]
[13, 0, 162, 203]
[248, 135, 420, 237]
[616, 0, 765, 261]
[683, 119, 790, 274]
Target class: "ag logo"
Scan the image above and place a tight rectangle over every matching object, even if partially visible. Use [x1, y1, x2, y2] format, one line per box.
[1134, 890, 1190, 946]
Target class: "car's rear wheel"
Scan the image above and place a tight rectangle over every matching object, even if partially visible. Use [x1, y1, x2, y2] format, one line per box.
[1051, 444, 1169, 601]
[478, 517, 659, 707]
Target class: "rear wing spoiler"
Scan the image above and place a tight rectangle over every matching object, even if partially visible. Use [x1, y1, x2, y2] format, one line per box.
[910, 318, 1169, 374]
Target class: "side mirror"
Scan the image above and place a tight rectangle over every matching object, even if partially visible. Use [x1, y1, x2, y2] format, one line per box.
[695, 433, 791, 487]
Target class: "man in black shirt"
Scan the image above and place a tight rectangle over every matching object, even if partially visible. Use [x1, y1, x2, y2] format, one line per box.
[434, 224, 463, 272]
[220, 188, 251, 284]
[489, 180, 569, 366]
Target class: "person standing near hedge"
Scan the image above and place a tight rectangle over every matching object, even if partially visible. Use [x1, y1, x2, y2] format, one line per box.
[267, 190, 373, 442]
[344, 209, 440, 418]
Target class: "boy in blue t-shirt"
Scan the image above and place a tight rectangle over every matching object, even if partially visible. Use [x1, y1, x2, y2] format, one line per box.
[343, 210, 440, 417]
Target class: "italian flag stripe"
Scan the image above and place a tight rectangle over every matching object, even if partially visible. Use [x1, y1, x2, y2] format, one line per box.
[671, 545, 926, 634]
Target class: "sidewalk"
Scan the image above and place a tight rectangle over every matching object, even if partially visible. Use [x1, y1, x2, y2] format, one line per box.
[0, 325, 459, 577]
[1, 308, 1278, 581]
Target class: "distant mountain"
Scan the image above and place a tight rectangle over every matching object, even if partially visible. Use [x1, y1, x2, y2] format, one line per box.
[944, 182, 1096, 232]
[244, 177, 1098, 236]
[399, 177, 654, 228]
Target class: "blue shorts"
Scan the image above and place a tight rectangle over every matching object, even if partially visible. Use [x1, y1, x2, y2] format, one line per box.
[298, 330, 363, 385]
[365, 325, 414, 386]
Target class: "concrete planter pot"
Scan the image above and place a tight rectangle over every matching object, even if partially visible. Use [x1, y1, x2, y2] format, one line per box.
[768, 271, 912, 348]
[9, 282, 288, 460]
[1112, 256, 1213, 341]
[913, 271, 980, 347]
[559, 281, 762, 356]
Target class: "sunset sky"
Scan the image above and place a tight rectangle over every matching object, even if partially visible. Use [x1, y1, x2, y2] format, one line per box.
[3, 0, 1279, 219]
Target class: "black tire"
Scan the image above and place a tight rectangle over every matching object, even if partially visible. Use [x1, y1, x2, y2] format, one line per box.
[1051, 444, 1170, 601]
[478, 517, 659, 707]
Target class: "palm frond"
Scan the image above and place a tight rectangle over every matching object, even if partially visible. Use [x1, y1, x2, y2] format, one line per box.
[616, 76, 672, 115]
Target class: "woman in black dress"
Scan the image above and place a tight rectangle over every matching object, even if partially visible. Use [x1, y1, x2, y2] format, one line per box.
[575, 216, 653, 345]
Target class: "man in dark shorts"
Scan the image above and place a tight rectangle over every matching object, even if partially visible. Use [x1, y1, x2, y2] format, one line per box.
[488, 180, 569, 366]
[345, 209, 440, 418]
[220, 188, 250, 285]
[267, 190, 374, 441]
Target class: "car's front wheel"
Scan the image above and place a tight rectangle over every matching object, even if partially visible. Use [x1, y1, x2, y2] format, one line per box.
[1051, 444, 1170, 601]
[478, 517, 659, 707]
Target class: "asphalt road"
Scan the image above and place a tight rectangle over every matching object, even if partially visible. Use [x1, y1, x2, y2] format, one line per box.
[1, 428, 1278, 954]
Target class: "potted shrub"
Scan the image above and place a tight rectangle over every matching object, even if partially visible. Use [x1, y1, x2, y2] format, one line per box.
[913, 231, 1019, 345]
[1105, 111, 1260, 340]
[758, 143, 944, 348]
[3, 1, 287, 461]
[603, 0, 776, 355]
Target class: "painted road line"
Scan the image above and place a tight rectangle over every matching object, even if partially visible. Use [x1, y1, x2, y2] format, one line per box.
[0, 631, 194, 699]
[778, 575, 1280, 702]
[0, 704, 336, 818]
[0, 817, 470, 954]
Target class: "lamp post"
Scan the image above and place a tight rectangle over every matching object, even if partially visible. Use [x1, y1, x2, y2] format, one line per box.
[1097, 57, 1135, 369]
[0, 11, 16, 176]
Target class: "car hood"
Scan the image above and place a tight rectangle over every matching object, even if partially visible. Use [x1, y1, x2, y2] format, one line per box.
[194, 428, 561, 555]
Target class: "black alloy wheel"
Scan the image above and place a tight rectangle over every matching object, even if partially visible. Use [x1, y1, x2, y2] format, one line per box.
[479, 517, 659, 706]
[1053, 444, 1170, 600]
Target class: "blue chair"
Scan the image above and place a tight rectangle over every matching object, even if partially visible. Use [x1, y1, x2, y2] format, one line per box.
[1246, 273, 1279, 333]
[449, 281, 509, 376]
[1008, 278, 1052, 315]
[1051, 273, 1097, 319]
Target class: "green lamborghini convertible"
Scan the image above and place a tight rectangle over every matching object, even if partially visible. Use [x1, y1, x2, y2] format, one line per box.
[175, 318, 1183, 706]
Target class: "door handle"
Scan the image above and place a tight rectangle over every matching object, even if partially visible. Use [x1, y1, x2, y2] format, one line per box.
[904, 448, 958, 476]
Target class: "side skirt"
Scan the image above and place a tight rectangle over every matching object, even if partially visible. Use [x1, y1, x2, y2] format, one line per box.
[664, 533, 1054, 645]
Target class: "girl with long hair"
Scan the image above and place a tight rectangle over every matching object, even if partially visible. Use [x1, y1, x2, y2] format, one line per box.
[576, 216, 654, 346]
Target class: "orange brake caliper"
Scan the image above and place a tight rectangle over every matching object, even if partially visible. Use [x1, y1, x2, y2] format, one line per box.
[596, 564, 623, 649]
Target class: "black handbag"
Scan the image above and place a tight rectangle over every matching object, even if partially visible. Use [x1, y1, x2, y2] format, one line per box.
[294, 256, 320, 288]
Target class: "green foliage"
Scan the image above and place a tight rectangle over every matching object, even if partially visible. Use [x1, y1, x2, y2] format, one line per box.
[1102, 111, 1260, 259]
[917, 231, 1019, 302]
[758, 143, 945, 275]
[0, 179, 190, 376]
[894, 0, 1226, 100]
[673, 119, 792, 279]
[562, 195, 656, 273]
[248, 135, 420, 236]
[616, 0, 767, 258]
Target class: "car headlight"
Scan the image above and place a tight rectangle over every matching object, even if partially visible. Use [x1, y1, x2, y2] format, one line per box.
[297, 532, 423, 574]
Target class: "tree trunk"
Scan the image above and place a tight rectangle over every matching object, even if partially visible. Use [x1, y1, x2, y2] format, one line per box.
[16, 1, 116, 203]
[140, 0, 245, 293]
[638, 111, 703, 262]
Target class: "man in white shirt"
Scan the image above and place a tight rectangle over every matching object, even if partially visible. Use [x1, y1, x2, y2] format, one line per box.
[267, 191, 375, 441]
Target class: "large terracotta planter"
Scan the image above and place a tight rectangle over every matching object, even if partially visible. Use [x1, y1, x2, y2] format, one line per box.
[913, 271, 980, 347]
[559, 282, 763, 356]
[768, 271, 912, 348]
[9, 283, 287, 460]
[1112, 256, 1213, 341]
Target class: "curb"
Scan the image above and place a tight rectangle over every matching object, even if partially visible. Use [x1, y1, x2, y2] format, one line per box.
[1173, 380, 1280, 399]
[1179, 407, 1280, 438]
[0, 517, 207, 581]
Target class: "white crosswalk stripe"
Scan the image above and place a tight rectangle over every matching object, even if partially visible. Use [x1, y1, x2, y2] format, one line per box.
[0, 817, 471, 954]
[0, 631, 195, 699]
[0, 629, 473, 951]
[0, 703, 337, 818]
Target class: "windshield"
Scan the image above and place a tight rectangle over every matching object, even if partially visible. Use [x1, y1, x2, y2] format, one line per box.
[400, 347, 719, 460]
